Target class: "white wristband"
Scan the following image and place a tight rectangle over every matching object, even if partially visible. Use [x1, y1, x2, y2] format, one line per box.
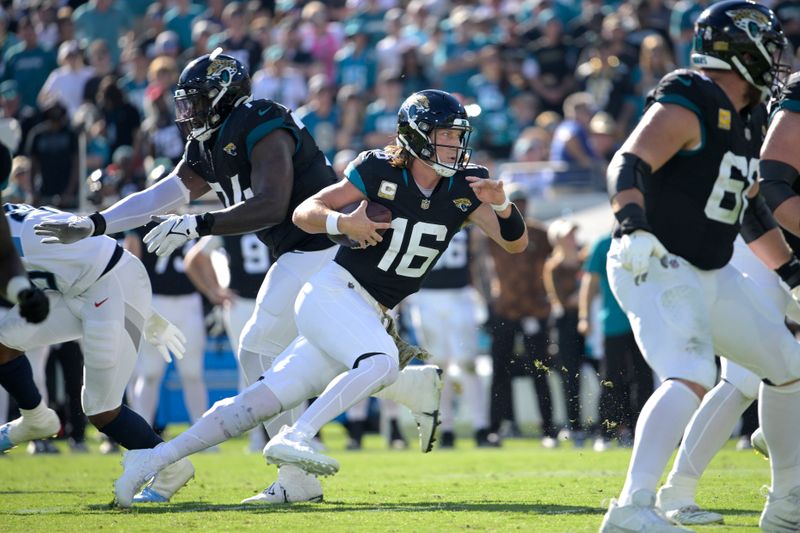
[326, 212, 342, 235]
[6, 275, 31, 304]
[491, 198, 511, 212]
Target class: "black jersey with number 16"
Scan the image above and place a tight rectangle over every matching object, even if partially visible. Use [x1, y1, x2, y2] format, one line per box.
[184, 99, 337, 258]
[335, 150, 483, 308]
[633, 69, 766, 270]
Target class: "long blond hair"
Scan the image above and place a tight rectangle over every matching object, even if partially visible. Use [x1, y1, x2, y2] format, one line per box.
[383, 143, 412, 168]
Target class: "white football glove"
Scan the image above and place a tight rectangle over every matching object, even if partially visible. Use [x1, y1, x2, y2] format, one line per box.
[143, 310, 187, 363]
[204, 305, 226, 337]
[34, 215, 95, 244]
[144, 214, 201, 257]
[618, 230, 668, 285]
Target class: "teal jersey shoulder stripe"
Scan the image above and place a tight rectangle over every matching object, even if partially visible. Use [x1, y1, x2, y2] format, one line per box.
[245, 118, 302, 158]
[401, 168, 409, 186]
[656, 94, 706, 155]
[778, 100, 800, 114]
[344, 162, 367, 196]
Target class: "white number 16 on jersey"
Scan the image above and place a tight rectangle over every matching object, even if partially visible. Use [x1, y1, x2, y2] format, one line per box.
[378, 218, 448, 278]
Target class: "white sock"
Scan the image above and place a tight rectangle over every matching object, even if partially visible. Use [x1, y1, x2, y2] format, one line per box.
[19, 398, 51, 421]
[239, 348, 297, 438]
[664, 380, 753, 504]
[440, 377, 454, 432]
[131, 375, 161, 426]
[463, 371, 488, 430]
[156, 381, 281, 468]
[760, 380, 800, 498]
[293, 354, 398, 435]
[618, 380, 701, 506]
[180, 376, 209, 423]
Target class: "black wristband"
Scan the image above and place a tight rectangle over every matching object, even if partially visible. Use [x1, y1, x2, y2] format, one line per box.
[89, 212, 106, 236]
[496, 204, 525, 241]
[615, 203, 652, 235]
[196, 213, 215, 236]
[776, 256, 800, 289]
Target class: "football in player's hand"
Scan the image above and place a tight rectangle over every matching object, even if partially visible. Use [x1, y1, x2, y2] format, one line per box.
[328, 201, 392, 248]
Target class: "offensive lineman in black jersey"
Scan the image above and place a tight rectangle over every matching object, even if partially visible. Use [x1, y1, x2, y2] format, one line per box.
[35, 49, 445, 506]
[600, 2, 800, 532]
[111, 89, 528, 501]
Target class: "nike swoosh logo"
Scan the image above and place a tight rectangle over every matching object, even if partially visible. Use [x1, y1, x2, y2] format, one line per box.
[677, 76, 692, 87]
[94, 297, 109, 308]
[258, 106, 272, 116]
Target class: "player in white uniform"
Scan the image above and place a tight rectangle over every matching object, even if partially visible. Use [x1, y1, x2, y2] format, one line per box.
[654, 237, 786, 526]
[406, 227, 491, 446]
[0, 203, 191, 500]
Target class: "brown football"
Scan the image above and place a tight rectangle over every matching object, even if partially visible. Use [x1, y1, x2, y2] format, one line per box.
[328, 201, 392, 248]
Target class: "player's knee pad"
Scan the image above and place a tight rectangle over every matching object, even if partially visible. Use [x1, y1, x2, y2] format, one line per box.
[356, 352, 399, 392]
[83, 321, 122, 369]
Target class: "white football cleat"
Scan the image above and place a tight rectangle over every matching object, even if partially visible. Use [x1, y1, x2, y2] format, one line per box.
[760, 486, 800, 533]
[391, 365, 443, 453]
[0, 406, 60, 452]
[656, 484, 723, 525]
[133, 457, 194, 503]
[114, 448, 160, 508]
[241, 465, 323, 504]
[600, 489, 695, 533]
[751, 427, 769, 458]
[264, 425, 339, 477]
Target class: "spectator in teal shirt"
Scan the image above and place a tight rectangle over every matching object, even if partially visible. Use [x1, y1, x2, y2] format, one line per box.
[3, 16, 57, 111]
[72, 0, 131, 66]
[164, 0, 204, 53]
[579, 233, 653, 449]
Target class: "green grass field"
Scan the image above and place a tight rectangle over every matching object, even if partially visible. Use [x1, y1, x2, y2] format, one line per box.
[0, 426, 773, 532]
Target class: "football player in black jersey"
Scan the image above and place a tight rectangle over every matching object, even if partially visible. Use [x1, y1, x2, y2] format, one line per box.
[37, 50, 446, 506]
[600, 2, 800, 532]
[111, 89, 527, 504]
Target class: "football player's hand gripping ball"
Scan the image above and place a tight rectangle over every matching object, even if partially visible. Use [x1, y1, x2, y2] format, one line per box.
[338, 201, 392, 248]
[618, 230, 668, 285]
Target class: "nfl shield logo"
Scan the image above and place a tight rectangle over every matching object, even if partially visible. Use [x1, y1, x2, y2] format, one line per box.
[420, 199, 430, 210]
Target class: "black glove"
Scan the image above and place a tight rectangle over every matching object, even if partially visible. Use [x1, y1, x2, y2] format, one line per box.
[17, 287, 49, 324]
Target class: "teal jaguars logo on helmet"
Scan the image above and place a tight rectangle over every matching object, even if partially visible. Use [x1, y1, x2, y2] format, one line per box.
[206, 58, 239, 88]
[726, 7, 771, 40]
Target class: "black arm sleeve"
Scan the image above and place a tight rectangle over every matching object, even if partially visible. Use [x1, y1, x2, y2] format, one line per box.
[607, 152, 651, 198]
[740, 194, 779, 243]
[759, 159, 800, 211]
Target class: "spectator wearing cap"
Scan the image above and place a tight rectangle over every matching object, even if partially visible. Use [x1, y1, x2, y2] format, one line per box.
[579, 230, 653, 450]
[544, 219, 591, 446]
[38, 40, 94, 119]
[362, 70, 404, 149]
[296, 74, 339, 163]
[523, 9, 578, 113]
[466, 45, 520, 160]
[550, 92, 602, 185]
[72, 0, 131, 66]
[82, 39, 117, 106]
[479, 185, 557, 447]
[0, 81, 38, 155]
[2, 16, 57, 111]
[334, 20, 377, 94]
[164, 0, 203, 53]
[26, 100, 78, 208]
[251, 45, 308, 111]
[215, 2, 263, 74]
[588, 111, 620, 164]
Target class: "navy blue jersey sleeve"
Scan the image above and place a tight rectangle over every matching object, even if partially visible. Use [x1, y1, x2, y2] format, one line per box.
[238, 100, 303, 159]
[342, 150, 396, 199]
